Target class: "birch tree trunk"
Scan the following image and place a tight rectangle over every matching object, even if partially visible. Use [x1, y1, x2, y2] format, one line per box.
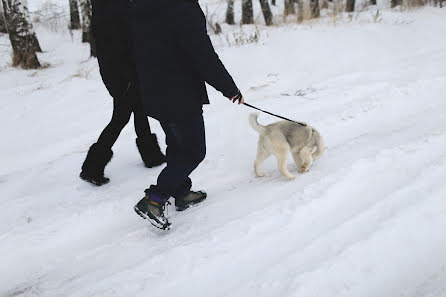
[391, 0, 402, 7]
[284, 0, 296, 15]
[1, 0, 40, 68]
[310, 0, 320, 18]
[0, 10, 7, 33]
[226, 0, 234, 24]
[80, 0, 95, 57]
[22, 0, 40, 52]
[69, 0, 81, 29]
[242, 0, 254, 24]
[80, 0, 91, 42]
[346, 0, 355, 11]
[259, 0, 273, 25]
[297, 0, 304, 22]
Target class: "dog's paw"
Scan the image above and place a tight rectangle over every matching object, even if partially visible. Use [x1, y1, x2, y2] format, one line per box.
[286, 175, 296, 180]
[255, 172, 265, 178]
[300, 165, 310, 173]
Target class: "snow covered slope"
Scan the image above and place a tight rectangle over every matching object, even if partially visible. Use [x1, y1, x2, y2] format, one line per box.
[1, 6, 446, 297]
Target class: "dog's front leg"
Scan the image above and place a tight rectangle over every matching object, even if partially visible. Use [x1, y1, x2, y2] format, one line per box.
[292, 152, 302, 171]
[299, 147, 313, 173]
[273, 146, 295, 179]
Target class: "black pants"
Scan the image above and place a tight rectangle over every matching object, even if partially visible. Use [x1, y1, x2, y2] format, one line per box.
[96, 84, 151, 149]
[152, 115, 206, 198]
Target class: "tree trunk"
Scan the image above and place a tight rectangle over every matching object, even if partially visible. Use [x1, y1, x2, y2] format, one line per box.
[80, 0, 91, 42]
[69, 0, 81, 29]
[259, 0, 273, 25]
[226, 0, 234, 24]
[320, 0, 328, 9]
[242, 0, 254, 24]
[22, 0, 41, 52]
[80, 0, 95, 56]
[370, 0, 376, 4]
[297, 0, 304, 22]
[272, 0, 276, 5]
[284, 0, 296, 15]
[1, 0, 40, 68]
[391, 0, 402, 7]
[346, 0, 355, 11]
[310, 0, 320, 18]
[0, 10, 7, 33]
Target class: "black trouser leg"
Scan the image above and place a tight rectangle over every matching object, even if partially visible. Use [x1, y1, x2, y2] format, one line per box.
[96, 86, 151, 149]
[133, 91, 152, 138]
[152, 115, 206, 198]
[96, 96, 132, 149]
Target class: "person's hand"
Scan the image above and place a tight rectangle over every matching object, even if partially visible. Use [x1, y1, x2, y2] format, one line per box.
[229, 92, 244, 105]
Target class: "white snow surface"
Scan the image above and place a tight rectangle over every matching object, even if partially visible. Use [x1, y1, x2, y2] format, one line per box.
[1, 4, 446, 297]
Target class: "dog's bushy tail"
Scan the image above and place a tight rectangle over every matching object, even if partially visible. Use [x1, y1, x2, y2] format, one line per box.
[249, 113, 266, 134]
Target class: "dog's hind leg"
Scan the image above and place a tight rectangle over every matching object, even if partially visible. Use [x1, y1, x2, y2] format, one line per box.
[299, 146, 314, 173]
[254, 143, 270, 177]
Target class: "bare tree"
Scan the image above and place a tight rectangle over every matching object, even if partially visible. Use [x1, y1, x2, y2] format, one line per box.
[320, 0, 328, 8]
[69, 0, 81, 29]
[310, 0, 320, 18]
[1, 0, 40, 68]
[242, 0, 254, 24]
[346, 0, 355, 11]
[259, 0, 273, 25]
[285, 0, 296, 15]
[1, 9, 7, 33]
[370, 0, 376, 5]
[391, 0, 402, 7]
[80, 0, 95, 56]
[297, 0, 304, 22]
[226, 0, 234, 24]
[80, 0, 90, 42]
[22, 0, 41, 52]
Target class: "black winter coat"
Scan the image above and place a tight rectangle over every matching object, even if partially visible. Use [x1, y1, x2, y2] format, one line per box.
[91, 0, 137, 99]
[131, 0, 240, 120]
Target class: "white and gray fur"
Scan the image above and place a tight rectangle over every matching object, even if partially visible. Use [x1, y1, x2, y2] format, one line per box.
[249, 113, 326, 179]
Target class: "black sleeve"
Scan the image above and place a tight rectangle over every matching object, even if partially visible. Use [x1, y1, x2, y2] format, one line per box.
[174, 2, 240, 98]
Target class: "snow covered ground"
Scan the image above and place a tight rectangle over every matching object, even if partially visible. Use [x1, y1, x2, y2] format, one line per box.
[1, 3, 446, 297]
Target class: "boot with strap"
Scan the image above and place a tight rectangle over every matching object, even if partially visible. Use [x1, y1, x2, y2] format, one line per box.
[134, 188, 171, 230]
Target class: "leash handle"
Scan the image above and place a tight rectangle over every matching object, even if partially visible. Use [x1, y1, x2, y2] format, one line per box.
[243, 103, 306, 127]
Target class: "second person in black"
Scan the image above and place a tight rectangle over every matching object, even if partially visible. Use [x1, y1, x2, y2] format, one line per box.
[80, 0, 166, 186]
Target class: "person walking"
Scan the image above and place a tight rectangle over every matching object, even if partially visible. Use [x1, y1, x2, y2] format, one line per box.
[131, 0, 244, 229]
[80, 0, 166, 186]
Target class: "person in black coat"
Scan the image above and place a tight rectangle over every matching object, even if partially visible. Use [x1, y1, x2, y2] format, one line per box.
[132, 0, 244, 229]
[80, 0, 166, 186]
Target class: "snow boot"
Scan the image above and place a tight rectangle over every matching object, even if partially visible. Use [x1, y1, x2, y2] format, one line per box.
[136, 134, 166, 168]
[80, 143, 113, 186]
[174, 190, 207, 211]
[134, 189, 171, 230]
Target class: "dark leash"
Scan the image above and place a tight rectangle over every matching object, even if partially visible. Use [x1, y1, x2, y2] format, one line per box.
[243, 102, 307, 127]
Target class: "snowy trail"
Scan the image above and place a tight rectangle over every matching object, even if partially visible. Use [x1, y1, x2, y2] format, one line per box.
[1, 7, 446, 297]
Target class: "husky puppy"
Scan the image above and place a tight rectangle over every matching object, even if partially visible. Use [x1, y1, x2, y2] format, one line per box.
[249, 113, 326, 179]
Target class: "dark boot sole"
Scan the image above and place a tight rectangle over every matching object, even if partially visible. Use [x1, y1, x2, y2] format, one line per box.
[79, 173, 110, 186]
[134, 206, 171, 230]
[143, 158, 166, 168]
[175, 195, 207, 212]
